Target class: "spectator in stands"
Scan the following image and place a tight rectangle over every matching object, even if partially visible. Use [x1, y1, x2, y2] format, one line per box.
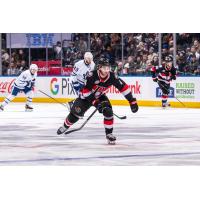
[186, 54, 199, 74]
[194, 65, 200, 75]
[176, 51, 187, 73]
[18, 60, 28, 73]
[11, 51, 19, 63]
[2, 49, 9, 63]
[102, 45, 115, 65]
[77, 37, 87, 53]
[135, 56, 145, 74]
[63, 51, 74, 66]
[7, 62, 19, 75]
[90, 34, 104, 59]
[124, 56, 135, 75]
[126, 43, 136, 57]
[110, 33, 121, 58]
[112, 61, 123, 75]
[138, 54, 148, 73]
[151, 55, 159, 67]
[148, 47, 157, 62]
[66, 41, 77, 54]
[53, 41, 62, 59]
[145, 60, 154, 75]
[18, 49, 25, 61]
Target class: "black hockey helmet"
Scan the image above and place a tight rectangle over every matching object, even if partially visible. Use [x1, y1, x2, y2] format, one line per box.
[98, 57, 110, 67]
[165, 56, 173, 62]
[165, 56, 173, 70]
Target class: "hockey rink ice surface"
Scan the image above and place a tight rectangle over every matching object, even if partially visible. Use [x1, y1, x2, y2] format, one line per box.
[0, 103, 200, 166]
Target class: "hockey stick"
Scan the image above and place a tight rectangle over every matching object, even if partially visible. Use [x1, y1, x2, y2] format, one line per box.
[158, 81, 187, 108]
[38, 89, 70, 110]
[64, 108, 98, 134]
[38, 89, 126, 119]
[113, 113, 127, 119]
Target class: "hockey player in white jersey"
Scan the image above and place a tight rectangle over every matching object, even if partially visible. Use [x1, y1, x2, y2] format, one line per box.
[68, 52, 95, 108]
[0, 64, 38, 112]
[71, 52, 95, 94]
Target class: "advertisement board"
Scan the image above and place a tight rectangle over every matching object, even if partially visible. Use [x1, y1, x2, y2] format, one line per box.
[6, 33, 71, 48]
[0, 76, 200, 107]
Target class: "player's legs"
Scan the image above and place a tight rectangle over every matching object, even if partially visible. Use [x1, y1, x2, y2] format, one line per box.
[98, 95, 116, 144]
[24, 88, 33, 111]
[0, 86, 20, 111]
[158, 81, 170, 107]
[57, 98, 91, 135]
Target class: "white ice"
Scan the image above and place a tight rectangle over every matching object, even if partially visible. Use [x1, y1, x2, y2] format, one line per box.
[0, 103, 200, 166]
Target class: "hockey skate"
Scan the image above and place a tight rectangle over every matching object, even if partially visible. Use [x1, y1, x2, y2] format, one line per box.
[25, 104, 33, 112]
[106, 133, 116, 145]
[162, 102, 171, 108]
[0, 105, 4, 111]
[57, 125, 69, 135]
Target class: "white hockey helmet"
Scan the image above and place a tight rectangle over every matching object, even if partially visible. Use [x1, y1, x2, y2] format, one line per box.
[29, 64, 38, 71]
[84, 52, 93, 63]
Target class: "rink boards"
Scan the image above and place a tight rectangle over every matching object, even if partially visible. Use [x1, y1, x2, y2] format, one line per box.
[0, 76, 200, 108]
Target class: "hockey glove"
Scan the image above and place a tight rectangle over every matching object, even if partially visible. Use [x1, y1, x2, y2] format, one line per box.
[72, 81, 84, 93]
[170, 75, 176, 81]
[129, 99, 139, 113]
[152, 77, 158, 82]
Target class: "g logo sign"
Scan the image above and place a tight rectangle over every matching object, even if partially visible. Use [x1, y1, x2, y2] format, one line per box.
[51, 78, 59, 95]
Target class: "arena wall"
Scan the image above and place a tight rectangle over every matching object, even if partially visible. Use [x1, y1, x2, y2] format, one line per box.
[0, 76, 200, 108]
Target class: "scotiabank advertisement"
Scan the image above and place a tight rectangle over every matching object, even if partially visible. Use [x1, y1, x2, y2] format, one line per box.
[1, 76, 200, 102]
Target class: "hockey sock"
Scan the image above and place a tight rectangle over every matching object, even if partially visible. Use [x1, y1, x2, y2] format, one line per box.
[162, 94, 168, 106]
[26, 91, 33, 106]
[104, 117, 114, 134]
[64, 113, 79, 128]
[2, 94, 15, 107]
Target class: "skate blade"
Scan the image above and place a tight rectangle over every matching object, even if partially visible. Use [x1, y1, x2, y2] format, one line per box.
[25, 109, 33, 112]
[107, 140, 116, 145]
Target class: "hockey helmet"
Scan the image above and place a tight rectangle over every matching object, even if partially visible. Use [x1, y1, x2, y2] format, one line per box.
[84, 52, 93, 65]
[98, 57, 110, 67]
[29, 64, 38, 71]
[165, 56, 173, 63]
[164, 56, 173, 70]
[84, 52, 93, 60]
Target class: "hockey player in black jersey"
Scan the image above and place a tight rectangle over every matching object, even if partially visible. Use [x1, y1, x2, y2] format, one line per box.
[57, 58, 139, 144]
[151, 56, 177, 108]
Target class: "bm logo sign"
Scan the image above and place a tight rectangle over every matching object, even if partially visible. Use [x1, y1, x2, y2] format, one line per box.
[156, 87, 175, 98]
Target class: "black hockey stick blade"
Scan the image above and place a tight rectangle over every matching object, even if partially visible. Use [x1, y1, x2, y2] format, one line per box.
[64, 108, 98, 134]
[113, 113, 127, 119]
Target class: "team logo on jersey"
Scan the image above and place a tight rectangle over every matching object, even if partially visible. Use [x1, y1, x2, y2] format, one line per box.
[75, 106, 81, 113]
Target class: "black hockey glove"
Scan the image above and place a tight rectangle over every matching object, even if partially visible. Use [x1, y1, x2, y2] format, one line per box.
[129, 99, 139, 113]
[170, 75, 176, 81]
[152, 77, 158, 82]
